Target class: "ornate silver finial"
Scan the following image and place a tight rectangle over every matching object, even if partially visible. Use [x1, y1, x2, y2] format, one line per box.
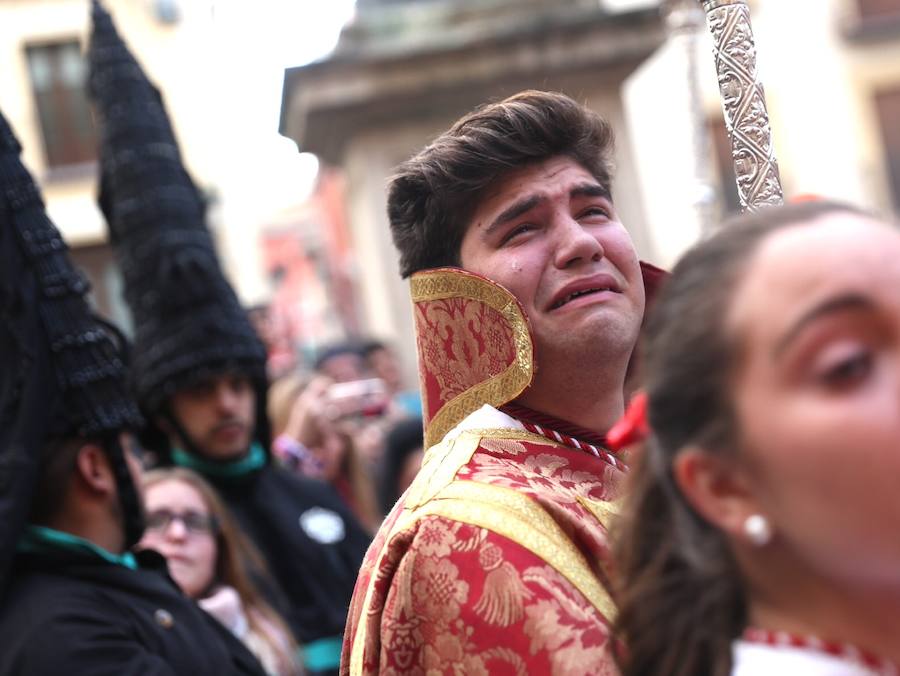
[699, 0, 783, 212]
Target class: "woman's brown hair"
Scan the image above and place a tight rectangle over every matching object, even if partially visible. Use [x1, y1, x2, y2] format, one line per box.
[613, 200, 872, 676]
[142, 468, 298, 662]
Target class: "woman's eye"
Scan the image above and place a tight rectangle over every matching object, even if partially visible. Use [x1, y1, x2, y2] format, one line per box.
[819, 350, 872, 388]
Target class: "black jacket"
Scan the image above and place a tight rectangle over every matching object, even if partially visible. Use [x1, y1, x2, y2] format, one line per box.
[205, 462, 370, 646]
[0, 548, 266, 676]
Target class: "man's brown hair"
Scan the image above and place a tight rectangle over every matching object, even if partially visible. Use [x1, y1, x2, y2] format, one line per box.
[387, 90, 615, 278]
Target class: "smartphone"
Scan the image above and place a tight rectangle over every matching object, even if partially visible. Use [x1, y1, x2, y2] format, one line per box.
[326, 378, 388, 419]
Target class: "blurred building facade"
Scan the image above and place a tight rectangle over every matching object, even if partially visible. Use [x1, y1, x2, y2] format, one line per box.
[0, 0, 273, 330]
[281, 0, 900, 381]
[257, 170, 362, 377]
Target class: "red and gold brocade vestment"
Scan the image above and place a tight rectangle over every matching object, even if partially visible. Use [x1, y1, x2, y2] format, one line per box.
[340, 268, 656, 676]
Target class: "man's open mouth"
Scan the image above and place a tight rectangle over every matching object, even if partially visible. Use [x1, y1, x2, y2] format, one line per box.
[550, 287, 616, 310]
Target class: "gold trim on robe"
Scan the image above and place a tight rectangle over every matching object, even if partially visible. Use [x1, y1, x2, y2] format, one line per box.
[410, 269, 535, 449]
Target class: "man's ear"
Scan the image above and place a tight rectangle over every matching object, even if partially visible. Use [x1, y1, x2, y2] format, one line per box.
[673, 447, 761, 541]
[74, 443, 116, 497]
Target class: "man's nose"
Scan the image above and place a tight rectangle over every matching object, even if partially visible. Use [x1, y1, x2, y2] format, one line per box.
[553, 215, 604, 269]
[214, 382, 240, 412]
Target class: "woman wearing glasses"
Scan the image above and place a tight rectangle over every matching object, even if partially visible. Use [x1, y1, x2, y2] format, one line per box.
[139, 468, 302, 676]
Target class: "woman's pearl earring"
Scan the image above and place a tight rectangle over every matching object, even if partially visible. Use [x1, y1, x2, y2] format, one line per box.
[743, 514, 773, 547]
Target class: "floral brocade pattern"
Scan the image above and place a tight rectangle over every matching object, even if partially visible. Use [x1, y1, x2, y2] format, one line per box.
[460, 439, 623, 580]
[415, 297, 515, 415]
[341, 434, 626, 676]
[410, 268, 535, 450]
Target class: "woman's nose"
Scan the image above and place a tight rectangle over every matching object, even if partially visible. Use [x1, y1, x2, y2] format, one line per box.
[164, 517, 188, 539]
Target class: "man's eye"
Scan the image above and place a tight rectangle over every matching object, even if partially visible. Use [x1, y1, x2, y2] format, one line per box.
[501, 224, 535, 244]
[228, 376, 251, 393]
[580, 206, 610, 219]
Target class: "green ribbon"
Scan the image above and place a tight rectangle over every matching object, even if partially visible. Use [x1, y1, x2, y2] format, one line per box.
[301, 636, 343, 671]
[17, 524, 138, 570]
[171, 441, 266, 479]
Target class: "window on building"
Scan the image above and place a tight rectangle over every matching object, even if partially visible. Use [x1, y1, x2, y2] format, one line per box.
[858, 0, 900, 20]
[25, 41, 97, 169]
[709, 116, 742, 216]
[874, 87, 900, 213]
[844, 0, 900, 40]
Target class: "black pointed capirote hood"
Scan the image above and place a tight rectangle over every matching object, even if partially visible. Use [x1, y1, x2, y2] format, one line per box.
[0, 106, 143, 591]
[88, 0, 267, 420]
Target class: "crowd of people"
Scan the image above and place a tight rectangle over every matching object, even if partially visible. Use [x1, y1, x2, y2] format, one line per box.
[0, 2, 898, 676]
[267, 339, 423, 534]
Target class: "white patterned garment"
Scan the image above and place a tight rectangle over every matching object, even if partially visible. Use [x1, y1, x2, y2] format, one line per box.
[732, 640, 894, 676]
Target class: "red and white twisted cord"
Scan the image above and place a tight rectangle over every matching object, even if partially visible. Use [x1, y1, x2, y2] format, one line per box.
[743, 628, 899, 675]
[518, 421, 627, 472]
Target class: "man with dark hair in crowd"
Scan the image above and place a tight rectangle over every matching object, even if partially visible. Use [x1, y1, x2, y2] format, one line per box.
[86, 4, 369, 674]
[0, 105, 266, 675]
[360, 340, 421, 418]
[359, 340, 401, 395]
[314, 342, 369, 383]
[342, 91, 666, 674]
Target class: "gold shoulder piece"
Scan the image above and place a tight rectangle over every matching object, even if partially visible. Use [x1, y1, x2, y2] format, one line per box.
[403, 431, 482, 510]
[411, 268, 535, 450]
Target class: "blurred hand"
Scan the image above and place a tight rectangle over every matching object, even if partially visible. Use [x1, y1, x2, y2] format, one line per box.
[353, 421, 386, 467]
[283, 375, 334, 448]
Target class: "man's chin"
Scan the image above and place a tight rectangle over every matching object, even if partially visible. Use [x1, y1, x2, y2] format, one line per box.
[539, 316, 639, 359]
[200, 442, 251, 462]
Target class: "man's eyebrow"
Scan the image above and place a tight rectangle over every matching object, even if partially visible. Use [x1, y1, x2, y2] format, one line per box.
[773, 293, 874, 358]
[483, 183, 612, 236]
[571, 182, 611, 201]
[484, 195, 543, 236]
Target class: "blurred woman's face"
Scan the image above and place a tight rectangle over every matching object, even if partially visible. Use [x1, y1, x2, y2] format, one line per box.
[311, 428, 348, 482]
[727, 214, 900, 588]
[139, 479, 218, 598]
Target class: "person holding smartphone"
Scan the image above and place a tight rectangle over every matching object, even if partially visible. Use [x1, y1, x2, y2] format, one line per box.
[275, 376, 384, 533]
